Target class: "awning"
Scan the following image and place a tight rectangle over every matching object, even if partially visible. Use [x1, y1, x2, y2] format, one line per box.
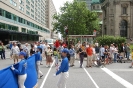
[0, 28, 41, 36]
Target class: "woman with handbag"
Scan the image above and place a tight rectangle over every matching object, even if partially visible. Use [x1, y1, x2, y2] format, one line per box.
[79, 42, 86, 68]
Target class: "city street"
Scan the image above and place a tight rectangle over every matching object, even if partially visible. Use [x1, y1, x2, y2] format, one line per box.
[0, 49, 133, 88]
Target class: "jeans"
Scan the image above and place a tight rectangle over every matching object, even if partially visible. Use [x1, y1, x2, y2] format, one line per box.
[54, 56, 59, 65]
[114, 53, 117, 62]
[127, 52, 130, 59]
[80, 54, 84, 67]
[2, 51, 5, 59]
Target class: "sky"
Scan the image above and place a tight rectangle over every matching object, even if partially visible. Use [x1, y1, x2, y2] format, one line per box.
[53, 0, 73, 12]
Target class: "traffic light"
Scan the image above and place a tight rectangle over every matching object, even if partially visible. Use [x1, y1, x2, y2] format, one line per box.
[64, 26, 68, 35]
[65, 29, 68, 35]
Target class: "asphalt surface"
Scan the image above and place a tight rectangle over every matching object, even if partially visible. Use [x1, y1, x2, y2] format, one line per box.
[0, 49, 133, 88]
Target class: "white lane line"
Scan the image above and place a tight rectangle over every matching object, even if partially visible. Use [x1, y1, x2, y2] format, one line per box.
[101, 67, 133, 88]
[40, 60, 55, 88]
[78, 61, 99, 88]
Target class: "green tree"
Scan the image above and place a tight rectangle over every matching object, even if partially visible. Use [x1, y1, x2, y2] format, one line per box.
[53, 0, 100, 37]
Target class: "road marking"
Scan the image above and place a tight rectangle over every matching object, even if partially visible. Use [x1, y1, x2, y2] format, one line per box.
[40, 60, 55, 88]
[78, 61, 99, 88]
[101, 67, 133, 88]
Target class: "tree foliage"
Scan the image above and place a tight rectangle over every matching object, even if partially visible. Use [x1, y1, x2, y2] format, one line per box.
[53, 0, 100, 37]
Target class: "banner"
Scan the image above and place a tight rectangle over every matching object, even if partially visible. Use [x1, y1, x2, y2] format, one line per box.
[0, 55, 37, 88]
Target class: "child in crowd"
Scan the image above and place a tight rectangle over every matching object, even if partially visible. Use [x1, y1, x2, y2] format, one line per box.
[53, 48, 59, 67]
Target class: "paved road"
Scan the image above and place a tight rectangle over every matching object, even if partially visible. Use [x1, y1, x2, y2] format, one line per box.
[1, 49, 133, 88]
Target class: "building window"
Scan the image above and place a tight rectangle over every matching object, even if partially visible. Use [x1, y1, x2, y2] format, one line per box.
[26, 0, 30, 5]
[19, 0, 24, 5]
[26, 5, 30, 10]
[31, 4, 34, 8]
[10, 0, 17, 6]
[97, 5, 99, 9]
[19, 6, 24, 12]
[21, 28, 26, 32]
[5, 11, 12, 19]
[26, 10, 30, 15]
[0, 9, 4, 16]
[93, 6, 95, 9]
[31, 14, 34, 18]
[122, 7, 127, 14]
[31, 0, 34, 4]
[31, 9, 34, 13]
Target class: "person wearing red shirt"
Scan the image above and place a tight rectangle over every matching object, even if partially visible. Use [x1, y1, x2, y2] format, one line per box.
[86, 44, 93, 67]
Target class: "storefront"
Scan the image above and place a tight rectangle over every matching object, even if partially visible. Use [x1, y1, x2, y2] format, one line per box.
[0, 28, 40, 44]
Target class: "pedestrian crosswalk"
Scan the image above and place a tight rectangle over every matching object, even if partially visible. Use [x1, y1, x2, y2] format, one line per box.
[37, 60, 133, 88]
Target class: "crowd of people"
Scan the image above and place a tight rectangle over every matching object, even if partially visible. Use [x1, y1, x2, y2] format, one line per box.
[1, 40, 133, 68]
[1, 39, 133, 88]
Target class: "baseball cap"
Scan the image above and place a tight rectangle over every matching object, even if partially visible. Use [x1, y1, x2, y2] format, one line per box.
[62, 49, 69, 54]
[19, 51, 26, 57]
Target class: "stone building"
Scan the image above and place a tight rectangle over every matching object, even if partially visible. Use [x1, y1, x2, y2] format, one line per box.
[101, 0, 133, 38]
[91, 0, 103, 35]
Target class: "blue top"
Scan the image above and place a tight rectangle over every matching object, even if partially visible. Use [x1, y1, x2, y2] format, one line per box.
[35, 52, 42, 61]
[13, 59, 27, 75]
[100, 47, 105, 56]
[9, 44, 12, 49]
[56, 57, 69, 75]
[69, 48, 75, 57]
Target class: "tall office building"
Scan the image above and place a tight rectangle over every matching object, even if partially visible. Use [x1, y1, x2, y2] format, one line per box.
[77, 0, 92, 10]
[0, 0, 57, 44]
[45, 0, 58, 39]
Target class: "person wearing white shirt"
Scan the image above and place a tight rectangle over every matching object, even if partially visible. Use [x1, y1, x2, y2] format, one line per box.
[92, 45, 96, 66]
[109, 44, 115, 63]
[23, 43, 29, 58]
[34, 42, 38, 52]
[114, 45, 118, 63]
[10, 42, 20, 64]
[40, 42, 46, 59]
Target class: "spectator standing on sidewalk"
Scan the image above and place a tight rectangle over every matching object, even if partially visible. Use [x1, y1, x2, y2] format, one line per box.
[69, 45, 75, 67]
[120, 43, 125, 59]
[79, 42, 86, 68]
[129, 49, 133, 68]
[54, 49, 69, 88]
[86, 44, 93, 67]
[99, 45, 105, 64]
[40, 42, 46, 60]
[1, 42, 5, 59]
[53, 47, 59, 66]
[10, 42, 20, 64]
[126, 43, 131, 60]
[30, 44, 35, 56]
[9, 42, 13, 50]
[46, 46, 53, 67]
[109, 44, 115, 63]
[0, 42, 3, 59]
[114, 45, 118, 63]
[23, 43, 29, 58]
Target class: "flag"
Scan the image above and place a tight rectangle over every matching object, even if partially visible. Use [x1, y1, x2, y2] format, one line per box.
[0, 55, 37, 88]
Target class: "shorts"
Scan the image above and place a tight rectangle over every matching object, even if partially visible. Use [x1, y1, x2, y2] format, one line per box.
[12, 54, 19, 60]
